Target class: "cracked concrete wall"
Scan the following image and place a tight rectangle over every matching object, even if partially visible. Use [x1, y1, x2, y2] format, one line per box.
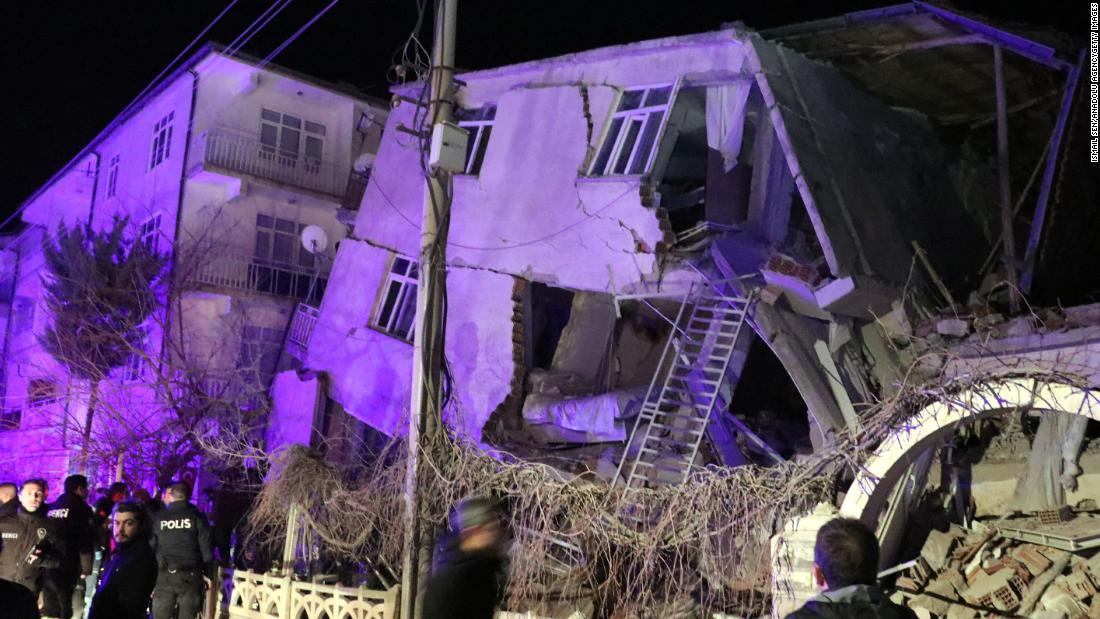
[304, 239, 514, 441]
[357, 31, 750, 294]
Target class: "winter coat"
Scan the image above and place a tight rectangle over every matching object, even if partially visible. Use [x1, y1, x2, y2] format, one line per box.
[784, 584, 918, 619]
[0, 505, 64, 593]
[421, 548, 505, 619]
[44, 492, 95, 578]
[149, 501, 213, 575]
[88, 537, 158, 619]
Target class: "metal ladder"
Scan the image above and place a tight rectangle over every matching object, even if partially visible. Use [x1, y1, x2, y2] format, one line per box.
[614, 282, 755, 492]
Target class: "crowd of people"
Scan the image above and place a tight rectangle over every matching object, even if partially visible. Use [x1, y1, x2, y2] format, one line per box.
[1, 474, 914, 619]
[0, 476, 213, 619]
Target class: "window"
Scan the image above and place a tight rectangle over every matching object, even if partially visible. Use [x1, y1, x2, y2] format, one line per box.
[106, 155, 120, 198]
[260, 108, 326, 172]
[27, 379, 58, 408]
[251, 214, 326, 301]
[149, 112, 175, 170]
[374, 256, 418, 341]
[236, 325, 283, 380]
[121, 327, 147, 383]
[10, 296, 34, 335]
[455, 105, 496, 175]
[139, 214, 162, 253]
[0, 409, 20, 431]
[589, 85, 674, 176]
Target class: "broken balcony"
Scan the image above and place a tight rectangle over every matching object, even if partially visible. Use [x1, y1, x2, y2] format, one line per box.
[194, 128, 349, 200]
[286, 302, 320, 358]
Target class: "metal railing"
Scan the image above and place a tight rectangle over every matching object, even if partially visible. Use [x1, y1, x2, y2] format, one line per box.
[197, 128, 348, 198]
[186, 247, 328, 303]
[287, 303, 320, 350]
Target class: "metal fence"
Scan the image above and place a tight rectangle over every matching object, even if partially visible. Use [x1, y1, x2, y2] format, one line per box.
[198, 129, 348, 198]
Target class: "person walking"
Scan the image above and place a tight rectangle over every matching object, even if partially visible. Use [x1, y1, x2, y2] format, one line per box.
[88, 502, 157, 619]
[0, 479, 64, 595]
[784, 517, 917, 618]
[421, 497, 508, 619]
[149, 482, 213, 619]
[42, 474, 95, 619]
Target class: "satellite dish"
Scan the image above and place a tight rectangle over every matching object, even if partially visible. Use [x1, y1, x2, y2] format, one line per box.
[300, 225, 329, 254]
[353, 152, 375, 173]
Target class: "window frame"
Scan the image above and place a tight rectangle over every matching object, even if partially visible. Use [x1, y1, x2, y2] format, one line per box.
[139, 213, 163, 253]
[372, 254, 419, 342]
[120, 326, 148, 384]
[149, 111, 175, 170]
[587, 82, 679, 178]
[455, 105, 497, 176]
[259, 107, 326, 173]
[106, 154, 120, 198]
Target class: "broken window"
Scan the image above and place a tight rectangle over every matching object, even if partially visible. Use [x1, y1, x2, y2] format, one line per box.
[149, 111, 174, 170]
[374, 255, 418, 341]
[590, 84, 674, 176]
[455, 105, 496, 175]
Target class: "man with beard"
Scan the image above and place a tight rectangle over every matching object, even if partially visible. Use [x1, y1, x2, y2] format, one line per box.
[42, 474, 95, 619]
[88, 502, 157, 619]
[0, 479, 63, 594]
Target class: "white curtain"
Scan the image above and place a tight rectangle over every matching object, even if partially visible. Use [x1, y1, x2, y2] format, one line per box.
[705, 81, 752, 173]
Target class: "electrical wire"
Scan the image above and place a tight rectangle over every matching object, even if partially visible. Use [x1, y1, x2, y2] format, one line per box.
[0, 0, 290, 232]
[255, 0, 342, 70]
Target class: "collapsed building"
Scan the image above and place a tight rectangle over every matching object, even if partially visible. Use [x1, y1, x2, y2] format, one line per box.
[269, 3, 1098, 616]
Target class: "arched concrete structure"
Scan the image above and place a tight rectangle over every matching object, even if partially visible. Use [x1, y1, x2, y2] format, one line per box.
[838, 378, 1100, 522]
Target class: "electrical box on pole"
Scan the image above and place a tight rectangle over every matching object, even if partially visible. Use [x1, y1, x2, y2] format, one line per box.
[429, 121, 469, 173]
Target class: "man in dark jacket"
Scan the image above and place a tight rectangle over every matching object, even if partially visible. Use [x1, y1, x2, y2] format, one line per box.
[150, 482, 213, 619]
[421, 497, 508, 619]
[0, 478, 63, 595]
[42, 474, 96, 619]
[88, 501, 158, 619]
[785, 518, 917, 619]
[92, 482, 127, 556]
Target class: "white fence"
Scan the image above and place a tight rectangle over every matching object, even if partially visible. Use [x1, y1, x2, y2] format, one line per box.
[288, 303, 320, 350]
[199, 129, 348, 198]
[216, 568, 398, 619]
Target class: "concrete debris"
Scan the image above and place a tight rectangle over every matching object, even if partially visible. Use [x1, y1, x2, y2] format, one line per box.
[935, 318, 970, 338]
[902, 510, 1100, 618]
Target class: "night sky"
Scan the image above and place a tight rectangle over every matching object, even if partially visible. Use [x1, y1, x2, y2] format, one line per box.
[1, 1, 1085, 223]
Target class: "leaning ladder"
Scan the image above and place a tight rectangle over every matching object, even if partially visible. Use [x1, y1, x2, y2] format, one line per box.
[613, 282, 755, 492]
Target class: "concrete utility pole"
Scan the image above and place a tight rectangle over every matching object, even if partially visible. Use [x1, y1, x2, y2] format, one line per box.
[401, 0, 457, 617]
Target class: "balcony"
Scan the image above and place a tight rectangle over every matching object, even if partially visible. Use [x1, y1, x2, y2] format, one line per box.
[287, 303, 320, 354]
[195, 128, 348, 199]
[187, 247, 328, 304]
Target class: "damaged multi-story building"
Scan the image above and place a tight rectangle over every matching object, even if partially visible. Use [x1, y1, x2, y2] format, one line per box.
[285, 0, 1095, 491]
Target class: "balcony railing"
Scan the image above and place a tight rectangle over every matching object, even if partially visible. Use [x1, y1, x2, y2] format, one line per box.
[187, 247, 328, 303]
[287, 303, 320, 351]
[197, 129, 348, 198]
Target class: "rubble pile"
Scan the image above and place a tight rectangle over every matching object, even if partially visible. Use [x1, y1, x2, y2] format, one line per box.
[896, 508, 1100, 618]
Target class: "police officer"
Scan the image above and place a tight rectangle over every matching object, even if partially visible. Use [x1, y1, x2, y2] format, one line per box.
[0, 478, 63, 595]
[150, 482, 212, 619]
[43, 474, 95, 619]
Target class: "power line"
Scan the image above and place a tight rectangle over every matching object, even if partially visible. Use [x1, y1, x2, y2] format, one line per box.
[257, 0, 342, 70]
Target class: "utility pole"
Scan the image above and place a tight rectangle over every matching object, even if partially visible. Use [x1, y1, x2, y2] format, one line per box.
[401, 1, 457, 618]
